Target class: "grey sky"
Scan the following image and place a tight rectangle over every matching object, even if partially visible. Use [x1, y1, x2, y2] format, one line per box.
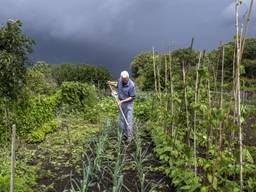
[0, 0, 255, 77]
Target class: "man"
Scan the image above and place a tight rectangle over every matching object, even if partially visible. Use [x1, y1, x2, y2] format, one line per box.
[108, 71, 136, 141]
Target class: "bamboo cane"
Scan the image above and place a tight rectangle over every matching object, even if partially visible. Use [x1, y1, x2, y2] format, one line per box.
[193, 51, 202, 176]
[182, 61, 190, 146]
[169, 50, 174, 138]
[219, 45, 225, 150]
[152, 47, 158, 93]
[157, 59, 161, 97]
[240, 0, 254, 58]
[235, 1, 243, 190]
[165, 55, 168, 93]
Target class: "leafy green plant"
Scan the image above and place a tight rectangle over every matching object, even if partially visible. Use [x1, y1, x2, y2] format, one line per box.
[0, 146, 38, 192]
[26, 119, 58, 143]
[60, 81, 96, 109]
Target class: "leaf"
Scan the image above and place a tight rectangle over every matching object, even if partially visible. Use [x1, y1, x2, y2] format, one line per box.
[200, 186, 208, 192]
[240, 116, 245, 124]
[189, 183, 201, 192]
[207, 174, 212, 184]
[180, 185, 193, 190]
[244, 148, 254, 164]
[212, 176, 218, 190]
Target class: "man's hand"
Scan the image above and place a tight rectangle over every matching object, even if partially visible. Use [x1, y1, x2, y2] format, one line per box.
[118, 100, 123, 106]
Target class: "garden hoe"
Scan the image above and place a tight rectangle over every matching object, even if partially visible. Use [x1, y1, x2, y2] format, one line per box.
[107, 82, 130, 128]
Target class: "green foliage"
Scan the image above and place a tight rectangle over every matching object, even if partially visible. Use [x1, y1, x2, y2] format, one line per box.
[26, 61, 57, 95]
[150, 120, 201, 192]
[212, 38, 256, 81]
[171, 48, 199, 69]
[131, 48, 199, 91]
[51, 64, 112, 89]
[0, 175, 34, 192]
[134, 95, 152, 121]
[60, 81, 97, 111]
[131, 51, 160, 90]
[146, 87, 256, 192]
[0, 19, 35, 143]
[59, 81, 99, 123]
[131, 52, 154, 78]
[131, 39, 256, 92]
[0, 20, 34, 100]
[26, 119, 58, 143]
[0, 147, 38, 192]
[16, 92, 60, 136]
[97, 97, 117, 119]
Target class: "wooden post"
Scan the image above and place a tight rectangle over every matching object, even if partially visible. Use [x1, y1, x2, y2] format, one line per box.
[190, 37, 194, 50]
[10, 124, 16, 192]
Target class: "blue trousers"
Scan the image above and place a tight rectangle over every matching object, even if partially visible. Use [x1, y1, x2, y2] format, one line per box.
[119, 102, 134, 138]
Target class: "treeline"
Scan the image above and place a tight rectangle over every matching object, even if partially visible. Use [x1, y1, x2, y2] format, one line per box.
[28, 61, 112, 95]
[131, 38, 256, 91]
[50, 62, 111, 89]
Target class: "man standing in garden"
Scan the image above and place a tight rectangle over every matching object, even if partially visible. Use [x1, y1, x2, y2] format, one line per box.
[108, 71, 136, 142]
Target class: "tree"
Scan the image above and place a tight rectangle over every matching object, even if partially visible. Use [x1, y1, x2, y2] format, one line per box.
[0, 20, 34, 144]
[0, 20, 34, 100]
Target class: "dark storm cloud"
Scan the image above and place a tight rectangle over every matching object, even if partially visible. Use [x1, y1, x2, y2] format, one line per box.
[0, 0, 255, 77]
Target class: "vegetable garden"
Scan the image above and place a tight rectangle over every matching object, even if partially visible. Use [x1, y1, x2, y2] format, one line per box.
[1, 1, 256, 191]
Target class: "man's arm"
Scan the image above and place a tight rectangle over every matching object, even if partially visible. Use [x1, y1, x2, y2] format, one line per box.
[119, 96, 134, 104]
[119, 85, 135, 104]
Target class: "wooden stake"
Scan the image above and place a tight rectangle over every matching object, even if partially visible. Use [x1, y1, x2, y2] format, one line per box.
[10, 124, 16, 192]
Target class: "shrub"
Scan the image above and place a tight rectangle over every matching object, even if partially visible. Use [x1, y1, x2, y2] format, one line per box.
[16, 92, 60, 136]
[60, 81, 97, 111]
